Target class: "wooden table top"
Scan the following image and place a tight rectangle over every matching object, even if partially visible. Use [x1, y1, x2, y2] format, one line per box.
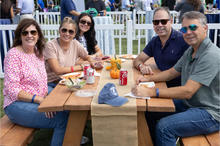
[38, 58, 175, 113]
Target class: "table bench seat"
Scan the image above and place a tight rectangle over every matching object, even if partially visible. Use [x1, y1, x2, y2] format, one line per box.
[0, 115, 36, 146]
[181, 131, 220, 146]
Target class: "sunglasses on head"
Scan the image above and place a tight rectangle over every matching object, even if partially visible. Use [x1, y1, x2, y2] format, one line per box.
[180, 24, 198, 34]
[61, 28, 75, 35]
[79, 20, 92, 26]
[21, 30, 38, 36]
[152, 19, 170, 25]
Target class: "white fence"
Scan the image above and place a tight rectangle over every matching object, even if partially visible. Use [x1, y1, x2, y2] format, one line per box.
[34, 10, 179, 25]
[0, 21, 220, 78]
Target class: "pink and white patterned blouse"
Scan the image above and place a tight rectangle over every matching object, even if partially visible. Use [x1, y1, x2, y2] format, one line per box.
[3, 47, 48, 108]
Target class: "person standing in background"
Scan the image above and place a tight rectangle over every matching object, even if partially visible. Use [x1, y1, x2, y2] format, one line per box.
[73, 0, 85, 12]
[37, 0, 45, 12]
[60, 0, 80, 21]
[16, 0, 34, 20]
[48, 0, 54, 12]
[86, 0, 107, 16]
[121, 0, 135, 11]
[175, 0, 204, 22]
[162, 0, 176, 10]
[143, 0, 153, 11]
[115, 0, 122, 11]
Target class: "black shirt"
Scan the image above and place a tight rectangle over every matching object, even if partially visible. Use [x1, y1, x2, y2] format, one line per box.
[86, 0, 106, 12]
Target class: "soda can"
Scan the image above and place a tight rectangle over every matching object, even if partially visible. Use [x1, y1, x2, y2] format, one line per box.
[83, 64, 90, 79]
[86, 68, 95, 84]
[119, 69, 128, 85]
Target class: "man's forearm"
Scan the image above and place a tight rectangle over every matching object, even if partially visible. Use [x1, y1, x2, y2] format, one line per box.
[150, 68, 180, 83]
[69, 10, 80, 16]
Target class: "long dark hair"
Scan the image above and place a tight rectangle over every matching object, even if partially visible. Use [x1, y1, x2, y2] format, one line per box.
[0, 0, 12, 17]
[12, 19, 46, 59]
[187, 0, 202, 11]
[75, 13, 97, 55]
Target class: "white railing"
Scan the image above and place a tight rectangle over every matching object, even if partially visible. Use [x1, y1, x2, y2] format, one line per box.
[34, 10, 179, 25]
[1, 22, 219, 78]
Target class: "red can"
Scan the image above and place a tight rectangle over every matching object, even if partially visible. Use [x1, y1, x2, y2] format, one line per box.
[83, 64, 90, 79]
[119, 69, 128, 85]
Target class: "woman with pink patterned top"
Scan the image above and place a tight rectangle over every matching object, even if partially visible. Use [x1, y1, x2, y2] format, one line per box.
[3, 19, 69, 146]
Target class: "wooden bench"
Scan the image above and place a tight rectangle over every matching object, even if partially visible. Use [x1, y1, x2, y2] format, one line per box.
[0, 115, 36, 146]
[181, 131, 220, 146]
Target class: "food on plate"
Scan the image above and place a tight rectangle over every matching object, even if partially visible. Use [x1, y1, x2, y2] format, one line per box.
[61, 72, 81, 80]
[119, 54, 137, 59]
[65, 78, 86, 91]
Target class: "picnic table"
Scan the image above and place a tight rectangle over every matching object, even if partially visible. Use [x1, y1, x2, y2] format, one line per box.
[38, 57, 175, 146]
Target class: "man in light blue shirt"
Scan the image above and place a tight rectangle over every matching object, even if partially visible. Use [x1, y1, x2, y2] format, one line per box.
[121, 0, 135, 11]
[16, 0, 35, 20]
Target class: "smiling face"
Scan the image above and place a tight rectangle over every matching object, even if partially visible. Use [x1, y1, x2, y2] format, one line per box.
[78, 16, 92, 34]
[21, 25, 39, 49]
[181, 18, 207, 48]
[59, 23, 76, 43]
[153, 10, 172, 37]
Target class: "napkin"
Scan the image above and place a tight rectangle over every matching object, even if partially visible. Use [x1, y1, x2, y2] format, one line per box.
[124, 82, 155, 99]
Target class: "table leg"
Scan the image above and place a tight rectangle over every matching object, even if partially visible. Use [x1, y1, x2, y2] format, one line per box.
[63, 111, 89, 146]
[138, 111, 153, 146]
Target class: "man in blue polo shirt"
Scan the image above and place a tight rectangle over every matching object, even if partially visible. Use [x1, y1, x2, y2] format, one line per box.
[60, 0, 80, 21]
[133, 11, 220, 146]
[134, 7, 189, 88]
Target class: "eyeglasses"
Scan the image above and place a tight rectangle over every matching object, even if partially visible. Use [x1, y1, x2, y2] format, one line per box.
[152, 19, 170, 25]
[79, 20, 92, 26]
[180, 24, 198, 34]
[61, 28, 75, 35]
[21, 30, 38, 36]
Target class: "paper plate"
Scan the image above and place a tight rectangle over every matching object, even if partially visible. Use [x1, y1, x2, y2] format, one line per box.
[60, 72, 83, 80]
[138, 82, 155, 88]
[118, 54, 137, 59]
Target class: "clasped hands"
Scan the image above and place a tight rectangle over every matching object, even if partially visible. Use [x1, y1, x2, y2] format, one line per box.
[139, 64, 154, 75]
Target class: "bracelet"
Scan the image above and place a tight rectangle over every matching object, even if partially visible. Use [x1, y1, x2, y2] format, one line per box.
[31, 94, 36, 103]
[156, 88, 159, 97]
[71, 66, 74, 72]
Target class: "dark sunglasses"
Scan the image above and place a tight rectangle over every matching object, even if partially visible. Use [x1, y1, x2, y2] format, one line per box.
[21, 30, 38, 36]
[180, 24, 198, 34]
[152, 19, 170, 25]
[61, 28, 75, 35]
[79, 20, 92, 26]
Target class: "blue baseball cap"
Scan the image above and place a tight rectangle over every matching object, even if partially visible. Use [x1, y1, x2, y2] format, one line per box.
[98, 83, 129, 106]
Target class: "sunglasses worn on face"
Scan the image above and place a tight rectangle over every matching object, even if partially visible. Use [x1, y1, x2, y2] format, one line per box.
[180, 24, 198, 34]
[79, 20, 92, 26]
[61, 28, 75, 35]
[152, 19, 170, 25]
[21, 30, 38, 36]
